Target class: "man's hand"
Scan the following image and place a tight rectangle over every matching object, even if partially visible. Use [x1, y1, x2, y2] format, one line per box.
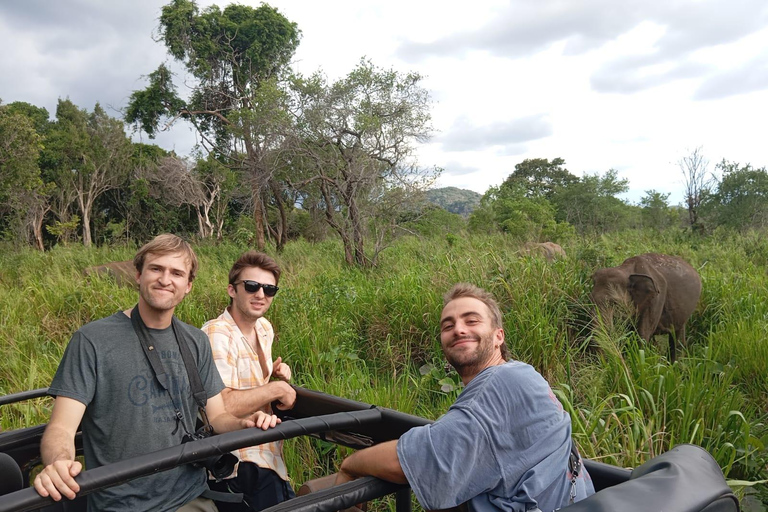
[273, 357, 292, 382]
[251, 411, 281, 430]
[334, 467, 355, 486]
[33, 459, 82, 501]
[35, 396, 86, 501]
[269, 380, 296, 411]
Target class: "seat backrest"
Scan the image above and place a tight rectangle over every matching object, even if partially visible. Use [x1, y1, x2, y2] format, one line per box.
[0, 452, 23, 496]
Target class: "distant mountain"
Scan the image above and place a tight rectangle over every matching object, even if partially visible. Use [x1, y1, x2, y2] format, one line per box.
[426, 187, 482, 216]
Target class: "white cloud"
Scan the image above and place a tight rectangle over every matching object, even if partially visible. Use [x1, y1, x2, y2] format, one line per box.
[1, 0, 767, 203]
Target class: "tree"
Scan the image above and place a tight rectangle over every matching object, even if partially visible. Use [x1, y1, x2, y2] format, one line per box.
[552, 169, 632, 234]
[705, 160, 768, 230]
[147, 154, 239, 239]
[502, 157, 578, 200]
[0, 102, 51, 249]
[287, 59, 435, 267]
[639, 190, 676, 230]
[678, 147, 714, 233]
[468, 181, 573, 241]
[43, 100, 132, 246]
[126, 0, 301, 250]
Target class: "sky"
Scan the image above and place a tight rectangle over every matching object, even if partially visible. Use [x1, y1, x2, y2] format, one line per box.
[1, 0, 767, 205]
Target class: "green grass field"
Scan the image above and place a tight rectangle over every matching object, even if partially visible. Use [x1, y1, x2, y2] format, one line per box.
[1, 229, 766, 506]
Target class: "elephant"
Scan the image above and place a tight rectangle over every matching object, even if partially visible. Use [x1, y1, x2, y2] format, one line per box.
[84, 260, 137, 288]
[521, 242, 567, 262]
[590, 253, 702, 363]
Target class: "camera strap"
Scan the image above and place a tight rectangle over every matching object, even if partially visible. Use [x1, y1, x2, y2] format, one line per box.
[130, 305, 212, 436]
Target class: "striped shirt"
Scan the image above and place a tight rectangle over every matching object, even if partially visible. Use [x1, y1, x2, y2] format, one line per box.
[201, 308, 288, 481]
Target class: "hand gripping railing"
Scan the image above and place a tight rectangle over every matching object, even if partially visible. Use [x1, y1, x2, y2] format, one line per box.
[0, 409, 385, 512]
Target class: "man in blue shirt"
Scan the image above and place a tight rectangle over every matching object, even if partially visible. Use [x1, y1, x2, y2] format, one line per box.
[336, 283, 594, 512]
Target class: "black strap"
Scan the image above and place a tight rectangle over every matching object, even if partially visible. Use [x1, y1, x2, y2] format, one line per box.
[171, 316, 208, 410]
[130, 305, 211, 433]
[569, 442, 581, 478]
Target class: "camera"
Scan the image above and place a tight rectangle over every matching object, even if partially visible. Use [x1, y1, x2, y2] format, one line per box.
[182, 428, 238, 481]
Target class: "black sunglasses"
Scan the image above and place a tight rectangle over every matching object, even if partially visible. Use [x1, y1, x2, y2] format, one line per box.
[234, 280, 279, 297]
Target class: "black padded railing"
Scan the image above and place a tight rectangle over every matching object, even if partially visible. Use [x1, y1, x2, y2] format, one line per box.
[0, 389, 49, 407]
[0, 410, 383, 512]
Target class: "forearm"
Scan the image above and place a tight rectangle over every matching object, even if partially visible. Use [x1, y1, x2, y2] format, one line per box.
[210, 411, 249, 434]
[222, 382, 290, 418]
[339, 440, 408, 484]
[40, 425, 76, 466]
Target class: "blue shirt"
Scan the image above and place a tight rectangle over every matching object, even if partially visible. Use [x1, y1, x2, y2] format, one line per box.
[397, 361, 594, 512]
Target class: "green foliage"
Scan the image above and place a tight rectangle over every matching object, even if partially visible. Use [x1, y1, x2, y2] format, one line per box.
[0, 103, 46, 213]
[42, 100, 133, 246]
[703, 160, 768, 231]
[468, 182, 574, 241]
[400, 203, 466, 238]
[125, 64, 185, 138]
[45, 215, 81, 244]
[160, 1, 300, 83]
[3, 232, 767, 502]
[553, 169, 633, 234]
[640, 190, 678, 230]
[502, 157, 578, 200]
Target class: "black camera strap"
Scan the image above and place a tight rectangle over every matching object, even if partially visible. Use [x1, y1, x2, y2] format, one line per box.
[130, 305, 212, 436]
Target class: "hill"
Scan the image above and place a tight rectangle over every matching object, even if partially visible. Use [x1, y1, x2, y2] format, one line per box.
[426, 187, 482, 216]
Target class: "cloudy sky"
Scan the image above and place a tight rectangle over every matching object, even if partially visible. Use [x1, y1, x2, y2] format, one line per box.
[2, 0, 767, 204]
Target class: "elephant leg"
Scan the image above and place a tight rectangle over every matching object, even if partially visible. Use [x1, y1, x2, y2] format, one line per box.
[668, 324, 685, 364]
[668, 334, 676, 364]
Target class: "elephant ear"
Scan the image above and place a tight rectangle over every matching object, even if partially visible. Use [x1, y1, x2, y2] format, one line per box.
[629, 274, 659, 309]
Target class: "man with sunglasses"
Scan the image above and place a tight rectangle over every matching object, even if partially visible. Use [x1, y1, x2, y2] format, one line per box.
[202, 251, 296, 512]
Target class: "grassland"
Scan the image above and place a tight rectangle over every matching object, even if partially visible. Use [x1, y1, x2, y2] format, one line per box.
[1, 229, 766, 506]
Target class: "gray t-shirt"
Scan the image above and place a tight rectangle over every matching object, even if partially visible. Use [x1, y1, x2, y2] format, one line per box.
[49, 312, 225, 512]
[397, 361, 595, 512]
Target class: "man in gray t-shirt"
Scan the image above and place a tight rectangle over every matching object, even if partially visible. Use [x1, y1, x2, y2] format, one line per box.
[34, 234, 280, 512]
[336, 283, 595, 512]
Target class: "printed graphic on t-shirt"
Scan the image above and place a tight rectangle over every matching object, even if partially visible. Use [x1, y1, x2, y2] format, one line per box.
[127, 349, 193, 425]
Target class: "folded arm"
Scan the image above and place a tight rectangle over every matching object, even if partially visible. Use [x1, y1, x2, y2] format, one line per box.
[206, 392, 279, 433]
[220, 380, 296, 417]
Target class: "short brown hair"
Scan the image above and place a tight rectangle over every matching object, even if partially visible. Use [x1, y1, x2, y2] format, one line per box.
[134, 234, 199, 282]
[229, 251, 281, 286]
[443, 283, 509, 359]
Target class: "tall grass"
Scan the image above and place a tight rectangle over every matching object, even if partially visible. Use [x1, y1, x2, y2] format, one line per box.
[0, 230, 766, 505]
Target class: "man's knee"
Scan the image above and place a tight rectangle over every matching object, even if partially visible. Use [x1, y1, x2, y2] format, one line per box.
[177, 497, 218, 512]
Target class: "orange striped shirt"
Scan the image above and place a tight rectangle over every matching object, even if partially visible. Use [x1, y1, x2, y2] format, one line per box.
[202, 308, 288, 481]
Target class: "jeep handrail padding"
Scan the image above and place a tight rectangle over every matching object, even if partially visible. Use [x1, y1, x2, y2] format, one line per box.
[0, 409, 383, 512]
[263, 476, 409, 512]
[0, 389, 49, 407]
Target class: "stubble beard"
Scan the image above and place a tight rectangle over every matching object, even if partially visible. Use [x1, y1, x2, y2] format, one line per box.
[444, 331, 497, 378]
[140, 284, 183, 313]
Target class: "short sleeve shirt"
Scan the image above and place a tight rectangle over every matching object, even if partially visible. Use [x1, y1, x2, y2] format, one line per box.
[49, 312, 225, 512]
[202, 308, 288, 480]
[397, 361, 594, 512]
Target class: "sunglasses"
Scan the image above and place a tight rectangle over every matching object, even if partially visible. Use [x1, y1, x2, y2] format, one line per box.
[234, 280, 279, 297]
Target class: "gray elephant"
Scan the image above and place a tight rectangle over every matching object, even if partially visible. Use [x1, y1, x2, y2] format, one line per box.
[84, 260, 137, 288]
[521, 242, 566, 262]
[590, 253, 702, 363]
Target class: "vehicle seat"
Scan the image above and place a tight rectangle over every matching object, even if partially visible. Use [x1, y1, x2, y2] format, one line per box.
[0, 453, 23, 496]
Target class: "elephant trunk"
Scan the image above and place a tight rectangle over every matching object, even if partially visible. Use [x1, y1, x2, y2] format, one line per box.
[593, 302, 614, 331]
